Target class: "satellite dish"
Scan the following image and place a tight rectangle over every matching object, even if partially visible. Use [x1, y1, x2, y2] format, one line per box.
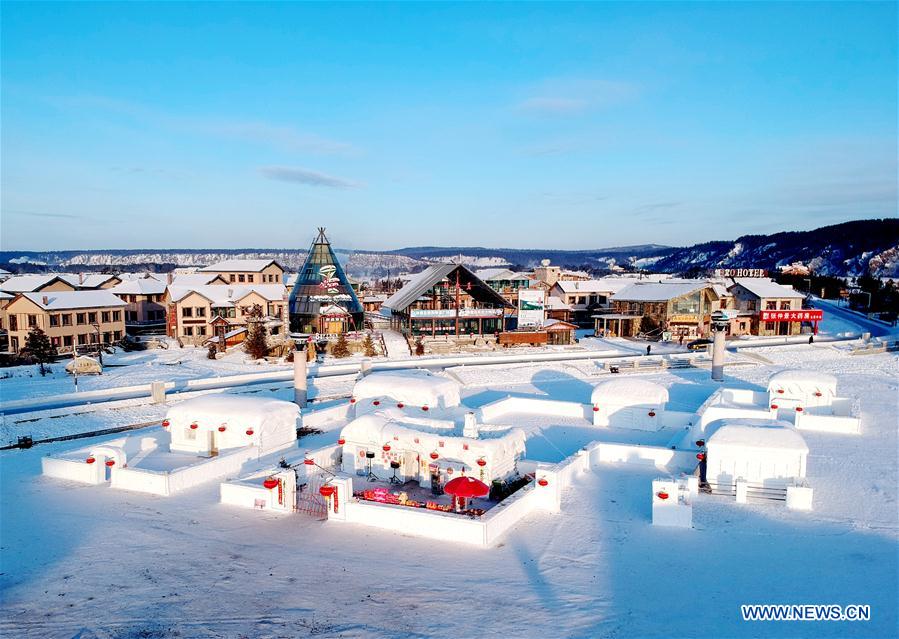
[540, 259, 551, 267]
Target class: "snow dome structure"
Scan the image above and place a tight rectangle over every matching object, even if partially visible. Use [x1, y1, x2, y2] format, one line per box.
[590, 378, 669, 430]
[166, 395, 299, 457]
[767, 370, 838, 410]
[352, 369, 462, 411]
[705, 419, 808, 486]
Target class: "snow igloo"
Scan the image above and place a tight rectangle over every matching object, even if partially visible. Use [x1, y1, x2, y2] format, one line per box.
[591, 378, 669, 431]
[351, 369, 462, 412]
[705, 419, 808, 487]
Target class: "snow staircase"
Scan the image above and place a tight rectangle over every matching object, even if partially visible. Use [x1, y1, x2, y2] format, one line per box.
[705, 481, 788, 503]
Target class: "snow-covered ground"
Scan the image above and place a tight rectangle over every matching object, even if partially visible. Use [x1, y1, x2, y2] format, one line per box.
[1, 342, 896, 638]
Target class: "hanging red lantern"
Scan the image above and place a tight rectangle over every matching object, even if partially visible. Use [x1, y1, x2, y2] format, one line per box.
[696, 452, 706, 461]
[246, 429, 254, 436]
[189, 423, 199, 430]
[592, 405, 599, 412]
[105, 459, 116, 467]
[161, 419, 170, 428]
[657, 491, 669, 500]
[85, 457, 96, 464]
[218, 426, 226, 432]
[349, 397, 356, 404]
[373, 400, 380, 406]
[304, 458, 315, 465]
[537, 478, 548, 487]
[814, 391, 823, 397]
[382, 444, 391, 452]
[648, 411, 656, 417]
[397, 402, 404, 408]
[263, 478, 279, 490]
[337, 438, 346, 445]
[777, 389, 784, 394]
[319, 485, 336, 498]
[695, 439, 705, 447]
[430, 452, 439, 460]
[421, 405, 429, 411]
[462, 443, 469, 451]
[771, 404, 779, 410]
[477, 458, 487, 467]
[795, 406, 804, 412]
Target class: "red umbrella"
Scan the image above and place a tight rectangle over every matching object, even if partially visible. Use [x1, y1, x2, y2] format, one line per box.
[443, 476, 490, 512]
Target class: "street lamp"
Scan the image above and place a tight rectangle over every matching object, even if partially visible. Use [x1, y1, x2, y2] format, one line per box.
[91, 322, 103, 365]
[804, 278, 812, 297]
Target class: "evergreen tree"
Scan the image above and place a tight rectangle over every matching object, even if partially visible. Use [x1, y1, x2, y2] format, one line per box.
[414, 336, 425, 356]
[24, 328, 55, 376]
[363, 333, 377, 357]
[242, 304, 269, 359]
[332, 332, 351, 358]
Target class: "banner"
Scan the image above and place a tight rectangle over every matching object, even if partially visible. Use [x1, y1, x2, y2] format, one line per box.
[517, 289, 546, 327]
[760, 310, 823, 322]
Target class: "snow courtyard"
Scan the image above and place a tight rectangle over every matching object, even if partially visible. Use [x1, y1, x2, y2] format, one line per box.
[1, 343, 897, 638]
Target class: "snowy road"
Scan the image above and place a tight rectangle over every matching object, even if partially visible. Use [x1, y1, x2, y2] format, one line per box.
[809, 297, 896, 337]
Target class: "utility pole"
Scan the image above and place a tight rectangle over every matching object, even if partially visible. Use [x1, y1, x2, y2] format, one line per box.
[455, 268, 461, 337]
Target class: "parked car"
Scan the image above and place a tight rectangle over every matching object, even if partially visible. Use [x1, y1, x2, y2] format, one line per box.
[686, 338, 713, 351]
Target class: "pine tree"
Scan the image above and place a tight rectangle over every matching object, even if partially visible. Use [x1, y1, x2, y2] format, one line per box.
[362, 333, 377, 357]
[414, 336, 425, 356]
[24, 328, 55, 376]
[242, 304, 269, 359]
[332, 332, 351, 358]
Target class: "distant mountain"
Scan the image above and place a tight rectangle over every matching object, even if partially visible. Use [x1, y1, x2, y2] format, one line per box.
[2, 219, 896, 279]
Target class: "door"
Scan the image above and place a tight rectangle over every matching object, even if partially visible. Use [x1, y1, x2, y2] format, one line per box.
[778, 321, 789, 336]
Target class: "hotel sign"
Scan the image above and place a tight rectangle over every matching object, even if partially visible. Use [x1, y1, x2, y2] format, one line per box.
[714, 268, 768, 278]
[760, 310, 823, 322]
[668, 314, 700, 323]
[411, 308, 504, 318]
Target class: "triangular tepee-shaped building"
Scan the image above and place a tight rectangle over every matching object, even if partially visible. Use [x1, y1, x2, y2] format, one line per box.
[289, 228, 364, 334]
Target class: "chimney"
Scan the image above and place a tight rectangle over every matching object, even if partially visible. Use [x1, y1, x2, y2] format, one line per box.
[42, 295, 49, 305]
[167, 273, 173, 285]
[79, 273, 84, 284]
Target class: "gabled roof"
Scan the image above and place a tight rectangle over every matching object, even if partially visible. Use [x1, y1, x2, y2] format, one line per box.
[198, 259, 283, 273]
[0, 274, 76, 293]
[170, 273, 228, 287]
[111, 279, 168, 295]
[612, 280, 716, 302]
[167, 284, 285, 306]
[16, 290, 127, 310]
[553, 279, 634, 295]
[383, 263, 512, 313]
[543, 319, 577, 330]
[730, 278, 805, 300]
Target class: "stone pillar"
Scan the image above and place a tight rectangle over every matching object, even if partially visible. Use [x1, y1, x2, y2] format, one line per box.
[462, 412, 478, 438]
[711, 329, 726, 381]
[360, 358, 373, 377]
[293, 350, 307, 407]
[151, 381, 167, 404]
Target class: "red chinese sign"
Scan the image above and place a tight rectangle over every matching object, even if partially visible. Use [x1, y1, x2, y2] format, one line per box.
[760, 310, 823, 322]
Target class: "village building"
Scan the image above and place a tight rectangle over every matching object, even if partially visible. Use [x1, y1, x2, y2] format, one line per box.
[198, 259, 285, 285]
[531, 260, 591, 288]
[0, 273, 122, 294]
[165, 284, 287, 346]
[726, 278, 810, 336]
[544, 295, 573, 322]
[548, 279, 634, 326]
[169, 272, 230, 287]
[381, 263, 512, 337]
[4, 290, 126, 354]
[110, 277, 168, 334]
[474, 268, 534, 306]
[599, 279, 720, 339]
[289, 228, 364, 335]
[541, 319, 578, 345]
[361, 293, 389, 313]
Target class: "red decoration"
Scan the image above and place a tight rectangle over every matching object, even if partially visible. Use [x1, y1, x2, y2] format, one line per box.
[373, 400, 380, 406]
[695, 439, 705, 447]
[777, 389, 784, 394]
[537, 478, 548, 487]
[189, 423, 198, 430]
[319, 485, 336, 498]
[657, 491, 669, 500]
[414, 437, 420, 444]
[696, 452, 706, 461]
[397, 402, 404, 408]
[161, 419, 170, 428]
[443, 476, 490, 498]
[814, 391, 823, 397]
[105, 460, 115, 467]
[382, 444, 391, 452]
[430, 452, 439, 460]
[421, 406, 429, 411]
[592, 406, 599, 412]
[771, 404, 779, 410]
[795, 406, 804, 412]
[462, 443, 469, 451]
[85, 457, 96, 464]
[477, 458, 487, 467]
[337, 438, 346, 445]
[349, 397, 356, 404]
[304, 458, 315, 465]
[263, 478, 279, 490]
[246, 429, 254, 436]
[218, 426, 226, 432]
[648, 411, 656, 417]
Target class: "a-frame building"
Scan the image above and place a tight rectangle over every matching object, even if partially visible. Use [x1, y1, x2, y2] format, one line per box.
[289, 228, 364, 334]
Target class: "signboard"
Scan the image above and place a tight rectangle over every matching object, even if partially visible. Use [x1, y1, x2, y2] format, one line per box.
[410, 308, 504, 318]
[714, 268, 768, 278]
[517, 289, 546, 328]
[760, 310, 823, 322]
[668, 314, 700, 323]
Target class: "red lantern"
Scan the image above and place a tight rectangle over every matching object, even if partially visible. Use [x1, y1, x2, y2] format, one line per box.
[462, 443, 469, 451]
[695, 439, 705, 447]
[777, 389, 784, 394]
[382, 444, 391, 452]
[771, 404, 779, 410]
[218, 426, 226, 432]
[477, 458, 487, 467]
[304, 458, 315, 465]
[592, 406, 599, 412]
[85, 457, 96, 464]
[421, 406, 429, 411]
[814, 391, 823, 397]
[657, 491, 669, 500]
[337, 438, 346, 445]
[161, 419, 170, 428]
[190, 423, 198, 430]
[105, 459, 115, 467]
[319, 485, 336, 498]
[397, 402, 404, 408]
[537, 478, 548, 487]
[648, 411, 656, 417]
[349, 397, 356, 404]
[263, 478, 279, 490]
[246, 429, 254, 436]
[430, 452, 439, 460]
[373, 400, 380, 406]
[696, 452, 706, 461]
[414, 437, 420, 444]
[795, 406, 804, 412]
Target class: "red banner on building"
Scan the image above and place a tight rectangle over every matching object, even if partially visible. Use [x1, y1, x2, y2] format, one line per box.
[760, 309, 823, 322]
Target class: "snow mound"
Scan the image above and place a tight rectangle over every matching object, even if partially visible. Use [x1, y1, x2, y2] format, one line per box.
[768, 370, 838, 395]
[591, 378, 669, 407]
[353, 370, 462, 408]
[706, 419, 808, 453]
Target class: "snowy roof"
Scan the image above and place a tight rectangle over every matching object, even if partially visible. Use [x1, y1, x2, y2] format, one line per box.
[111, 279, 168, 295]
[198, 259, 283, 273]
[543, 319, 577, 329]
[0, 274, 74, 293]
[169, 273, 227, 287]
[167, 284, 285, 306]
[591, 378, 669, 406]
[707, 421, 808, 454]
[362, 294, 388, 303]
[611, 280, 714, 302]
[353, 370, 462, 408]
[18, 290, 127, 310]
[553, 279, 634, 295]
[474, 268, 530, 282]
[730, 278, 805, 299]
[0, 291, 13, 300]
[545, 296, 571, 310]
[383, 264, 510, 312]
[75, 274, 121, 288]
[767, 370, 838, 394]
[117, 272, 165, 282]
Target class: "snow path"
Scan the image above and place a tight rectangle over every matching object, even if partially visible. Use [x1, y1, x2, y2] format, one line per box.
[380, 328, 411, 358]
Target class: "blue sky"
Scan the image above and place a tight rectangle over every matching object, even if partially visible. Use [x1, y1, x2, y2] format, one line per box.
[2, 2, 896, 251]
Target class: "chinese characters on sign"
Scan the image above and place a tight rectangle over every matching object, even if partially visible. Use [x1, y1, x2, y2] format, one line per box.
[759, 310, 823, 322]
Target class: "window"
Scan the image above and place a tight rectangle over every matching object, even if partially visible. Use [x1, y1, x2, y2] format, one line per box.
[87, 312, 97, 324]
[76, 313, 87, 325]
[195, 307, 206, 317]
[182, 307, 193, 317]
[184, 326, 193, 336]
[766, 301, 777, 310]
[247, 274, 254, 283]
[271, 326, 280, 335]
[28, 314, 38, 328]
[102, 311, 111, 323]
[62, 314, 72, 326]
[49, 314, 60, 327]
[238, 274, 246, 282]
[197, 326, 207, 336]
[114, 331, 122, 340]
[51, 336, 61, 347]
[229, 274, 236, 282]
[103, 332, 112, 343]
[765, 322, 775, 331]
[112, 311, 121, 321]
[10, 337, 18, 352]
[78, 334, 88, 345]
[780, 301, 791, 310]
[63, 335, 73, 346]
[9, 315, 17, 331]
